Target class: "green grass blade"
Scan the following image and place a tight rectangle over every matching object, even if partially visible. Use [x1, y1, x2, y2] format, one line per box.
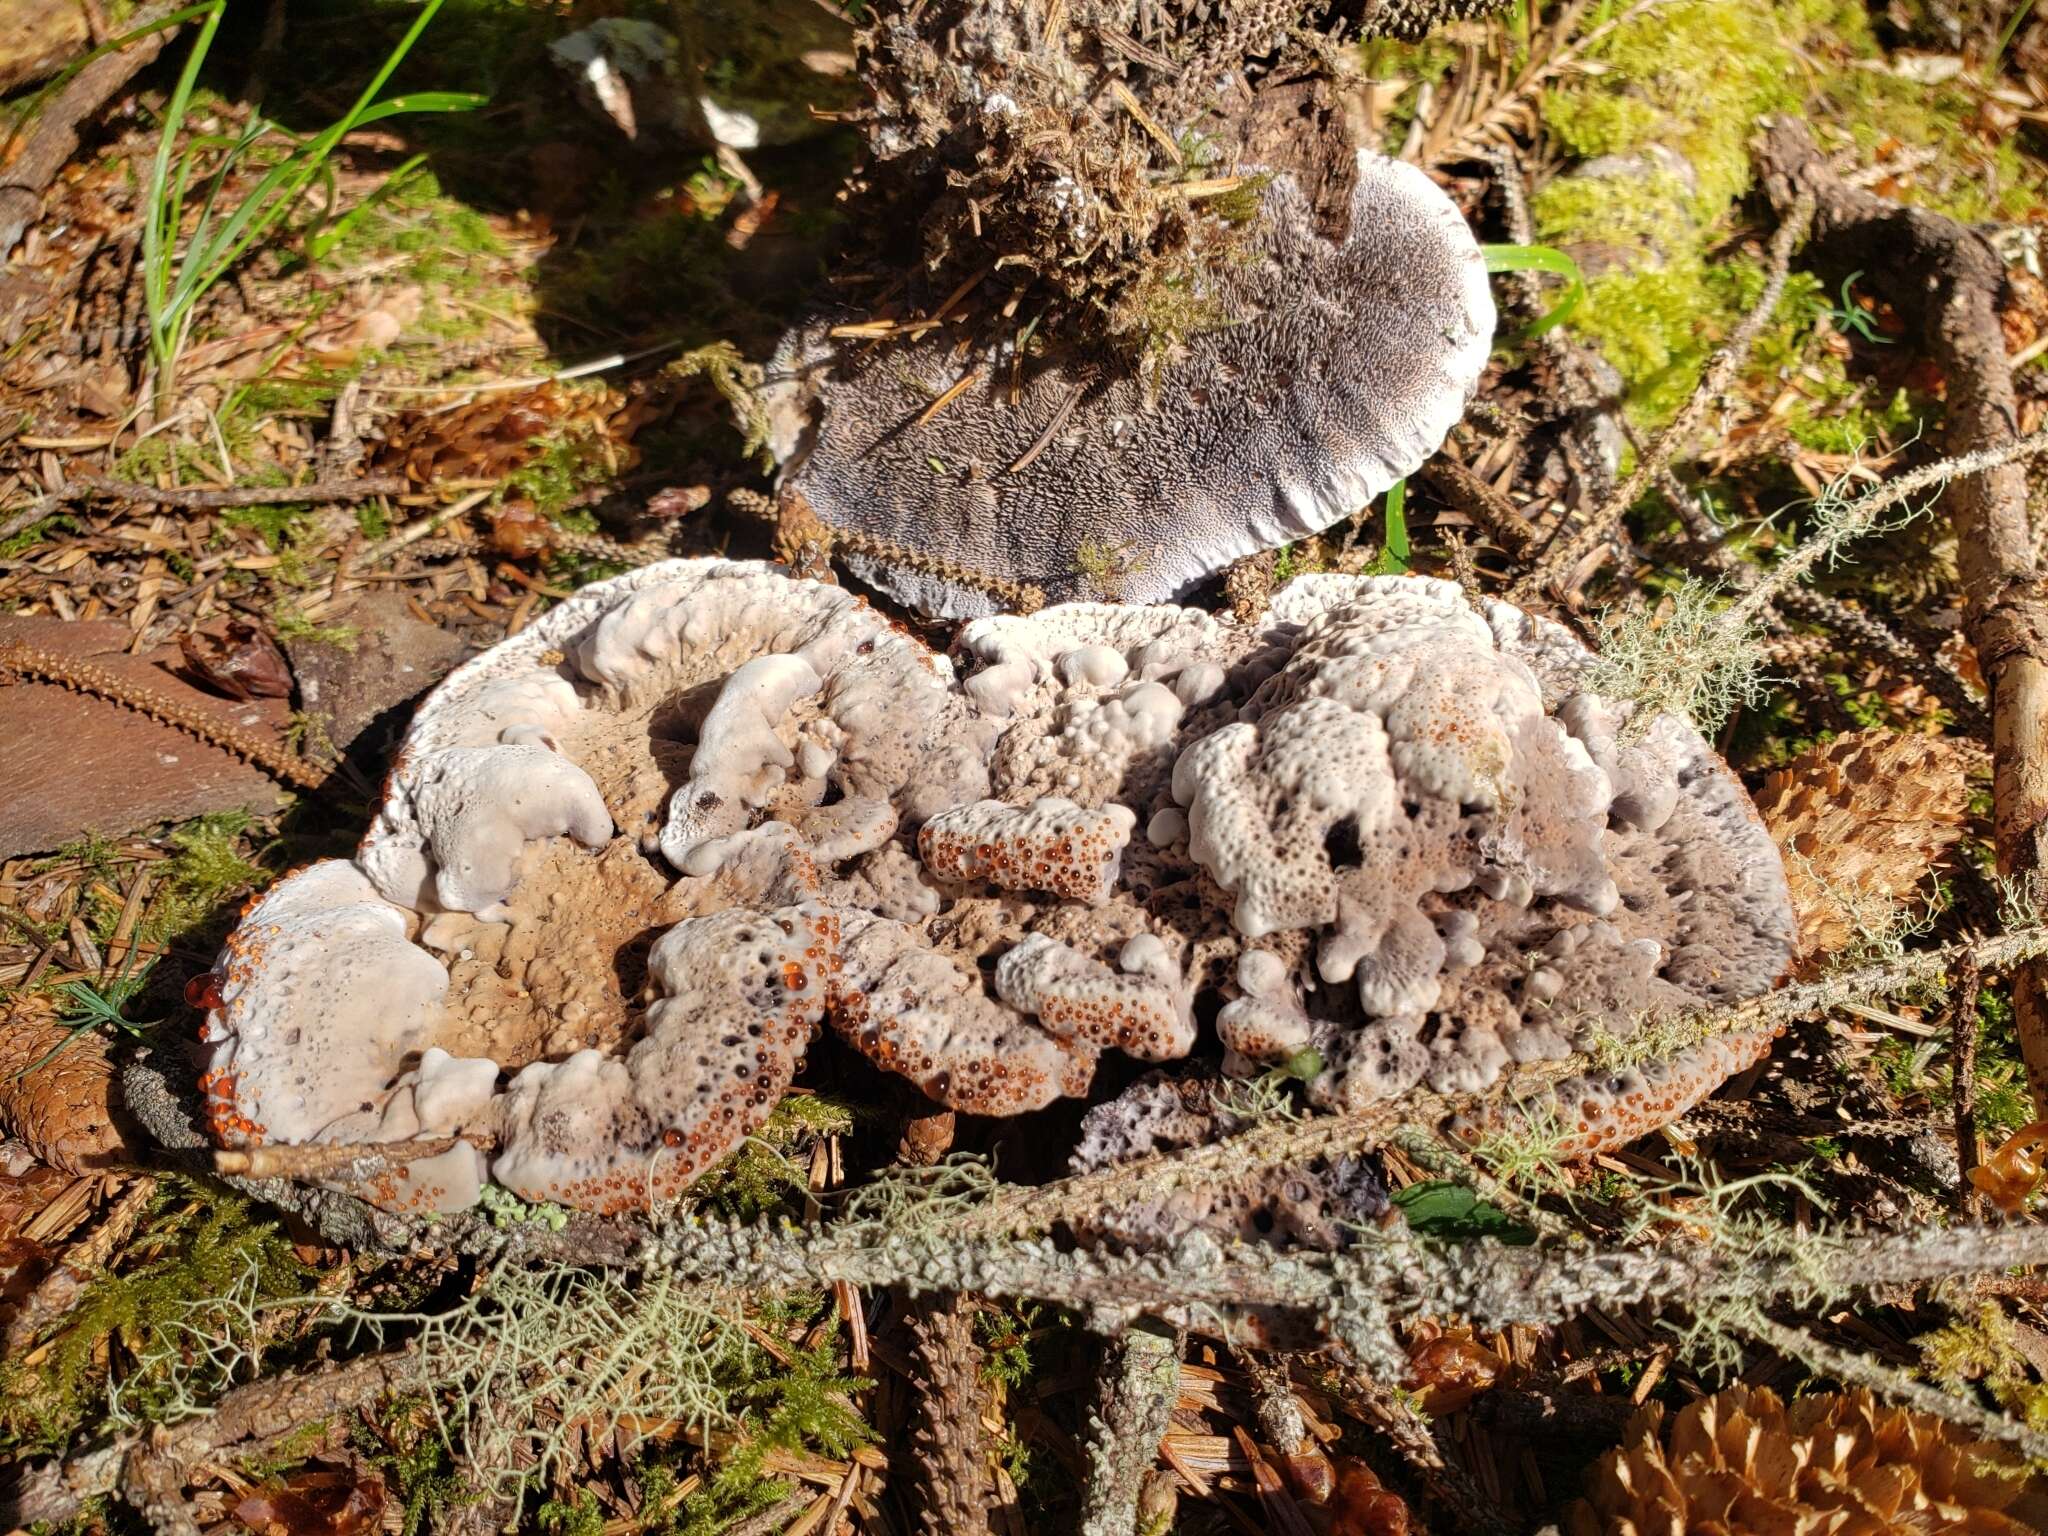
[142, 1, 226, 372]
[1481, 242, 1587, 339]
[353, 91, 488, 123]
[1375, 477, 1410, 574]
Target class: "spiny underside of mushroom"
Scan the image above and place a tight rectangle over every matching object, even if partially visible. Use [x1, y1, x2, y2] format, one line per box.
[198, 560, 1793, 1219]
[761, 0, 1504, 618]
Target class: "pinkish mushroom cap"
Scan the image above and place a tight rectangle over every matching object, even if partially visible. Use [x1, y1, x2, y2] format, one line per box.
[198, 561, 1792, 1217]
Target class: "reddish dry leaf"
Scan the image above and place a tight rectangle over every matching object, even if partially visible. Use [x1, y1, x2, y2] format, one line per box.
[180, 621, 294, 702]
[233, 1464, 385, 1536]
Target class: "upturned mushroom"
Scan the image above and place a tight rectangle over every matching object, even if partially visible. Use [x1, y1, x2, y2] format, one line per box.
[765, 151, 1494, 617]
[196, 560, 1793, 1216]
[754, 0, 1505, 617]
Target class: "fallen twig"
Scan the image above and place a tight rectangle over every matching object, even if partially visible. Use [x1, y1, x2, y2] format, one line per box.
[0, 7, 182, 258]
[1517, 189, 1817, 600]
[1758, 115, 2048, 1114]
[0, 473, 409, 545]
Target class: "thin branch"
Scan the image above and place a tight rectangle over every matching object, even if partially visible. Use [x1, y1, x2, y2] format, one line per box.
[1517, 190, 1817, 600]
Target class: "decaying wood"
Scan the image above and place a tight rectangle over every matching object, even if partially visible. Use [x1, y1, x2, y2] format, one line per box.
[0, 7, 180, 259]
[1756, 115, 2048, 1117]
[5, 1350, 414, 1529]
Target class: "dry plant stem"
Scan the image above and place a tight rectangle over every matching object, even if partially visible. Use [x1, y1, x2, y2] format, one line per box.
[6, 1350, 415, 1530]
[1427, 0, 1674, 164]
[729, 488, 1048, 613]
[903, 1294, 995, 1536]
[349, 486, 495, 570]
[213, 1133, 479, 1181]
[0, 641, 327, 792]
[1079, 1323, 1180, 1536]
[1420, 458, 1542, 561]
[1515, 190, 1818, 601]
[1743, 1315, 2048, 1461]
[0, 8, 180, 258]
[1951, 952, 1984, 1218]
[1758, 115, 2048, 1115]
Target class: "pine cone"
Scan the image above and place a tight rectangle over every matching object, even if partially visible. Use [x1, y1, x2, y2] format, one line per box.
[1568, 1385, 2043, 1536]
[1755, 729, 1979, 969]
[0, 994, 141, 1173]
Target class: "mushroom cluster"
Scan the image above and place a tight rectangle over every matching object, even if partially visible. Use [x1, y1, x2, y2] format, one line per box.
[198, 559, 1794, 1216]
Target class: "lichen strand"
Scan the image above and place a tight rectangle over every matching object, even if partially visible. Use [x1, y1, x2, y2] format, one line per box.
[203, 561, 1793, 1215]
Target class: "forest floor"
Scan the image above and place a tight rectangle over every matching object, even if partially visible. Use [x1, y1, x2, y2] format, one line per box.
[5, 1, 2048, 1534]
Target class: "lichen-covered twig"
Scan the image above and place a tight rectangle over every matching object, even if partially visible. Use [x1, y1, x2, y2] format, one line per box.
[0, 641, 327, 792]
[729, 487, 1047, 612]
[1078, 1323, 1180, 1536]
[1516, 189, 1818, 600]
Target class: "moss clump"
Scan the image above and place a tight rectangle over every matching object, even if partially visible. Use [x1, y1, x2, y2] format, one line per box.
[689, 1092, 857, 1222]
[0, 1183, 306, 1450]
[1918, 1304, 2048, 1433]
[147, 810, 272, 947]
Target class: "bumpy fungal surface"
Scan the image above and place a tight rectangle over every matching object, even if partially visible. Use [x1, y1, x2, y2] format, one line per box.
[200, 561, 1792, 1217]
[764, 151, 1494, 618]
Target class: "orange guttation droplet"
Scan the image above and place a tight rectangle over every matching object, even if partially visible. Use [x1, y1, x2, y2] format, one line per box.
[185, 971, 227, 1011]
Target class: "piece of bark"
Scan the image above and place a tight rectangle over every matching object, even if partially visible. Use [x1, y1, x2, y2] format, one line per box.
[1756, 116, 2048, 1114]
[282, 593, 468, 765]
[0, 0, 89, 96]
[0, 616, 291, 858]
[0, 993, 144, 1173]
[0, 7, 177, 258]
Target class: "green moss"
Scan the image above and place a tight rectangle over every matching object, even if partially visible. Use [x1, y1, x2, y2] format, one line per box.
[274, 609, 361, 651]
[1918, 1304, 2048, 1433]
[354, 1396, 477, 1536]
[688, 1093, 857, 1222]
[0, 1183, 306, 1450]
[148, 810, 271, 946]
[538, 1489, 606, 1536]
